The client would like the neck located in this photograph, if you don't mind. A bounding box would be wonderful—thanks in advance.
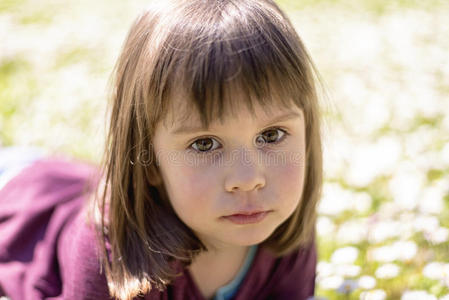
[187,245,252,299]
[196,244,250,263]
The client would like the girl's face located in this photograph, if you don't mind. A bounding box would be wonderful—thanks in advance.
[152,101,306,252]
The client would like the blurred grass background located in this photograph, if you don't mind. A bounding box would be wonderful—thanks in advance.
[1,0,449,299]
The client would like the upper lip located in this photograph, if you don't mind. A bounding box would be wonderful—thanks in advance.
[225,210,270,216]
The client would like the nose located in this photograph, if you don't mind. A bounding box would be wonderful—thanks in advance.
[224,147,266,193]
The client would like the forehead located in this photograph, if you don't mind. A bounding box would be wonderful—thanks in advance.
[160,79,302,127]
[162,96,301,131]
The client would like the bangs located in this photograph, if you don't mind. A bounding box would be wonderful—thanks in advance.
[150,0,313,128]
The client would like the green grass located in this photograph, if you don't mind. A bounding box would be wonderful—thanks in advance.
[19,9,54,25]
[1,1,449,299]
[277,0,449,14]
[0,58,36,145]
[0,0,26,13]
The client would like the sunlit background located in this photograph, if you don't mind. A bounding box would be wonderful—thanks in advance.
[1,0,449,299]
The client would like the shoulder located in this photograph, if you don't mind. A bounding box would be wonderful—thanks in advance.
[280,238,317,275]
[58,205,113,300]
[237,238,317,300]
[266,239,318,299]
[0,156,99,204]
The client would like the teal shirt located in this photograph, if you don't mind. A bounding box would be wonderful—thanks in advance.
[213,245,258,300]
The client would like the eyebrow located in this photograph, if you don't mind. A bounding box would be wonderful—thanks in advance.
[170,111,302,135]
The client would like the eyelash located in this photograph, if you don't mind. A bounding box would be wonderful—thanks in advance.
[188,127,290,154]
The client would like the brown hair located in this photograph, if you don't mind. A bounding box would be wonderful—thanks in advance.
[89,0,324,299]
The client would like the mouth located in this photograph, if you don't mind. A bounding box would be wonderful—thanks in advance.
[222,210,272,225]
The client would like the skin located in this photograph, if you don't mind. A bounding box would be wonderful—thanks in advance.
[152,100,306,294]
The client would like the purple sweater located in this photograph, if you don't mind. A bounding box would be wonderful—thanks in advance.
[0,158,317,300]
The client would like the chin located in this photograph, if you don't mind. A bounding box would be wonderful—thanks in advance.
[229,228,275,246]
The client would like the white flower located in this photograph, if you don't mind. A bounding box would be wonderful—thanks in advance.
[394,241,418,261]
[377,202,402,219]
[370,241,417,262]
[317,262,334,278]
[444,269,449,287]
[318,183,352,215]
[368,220,401,244]
[424,227,449,244]
[370,245,397,263]
[414,215,440,232]
[331,246,359,265]
[360,289,387,300]
[418,186,445,214]
[337,219,368,244]
[337,279,358,294]
[396,217,415,240]
[423,262,449,287]
[334,264,361,277]
[422,262,447,280]
[439,294,449,300]
[317,216,336,237]
[375,263,400,279]
[403,125,432,157]
[322,126,349,178]
[318,185,374,216]
[344,137,400,187]
[318,275,344,290]
[401,290,437,300]
[358,275,377,289]
[353,192,373,213]
[441,142,449,167]
[399,212,416,222]
[389,162,425,210]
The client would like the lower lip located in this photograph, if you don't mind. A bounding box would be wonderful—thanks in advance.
[223,211,270,225]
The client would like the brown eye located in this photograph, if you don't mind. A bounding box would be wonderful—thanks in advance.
[256,128,286,146]
[191,138,219,152]
[264,129,280,142]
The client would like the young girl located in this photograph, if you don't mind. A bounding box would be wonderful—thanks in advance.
[0,0,323,299]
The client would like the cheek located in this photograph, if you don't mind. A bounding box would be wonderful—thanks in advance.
[282,163,305,192]
[273,154,306,210]
[162,163,218,215]
[177,169,212,200]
